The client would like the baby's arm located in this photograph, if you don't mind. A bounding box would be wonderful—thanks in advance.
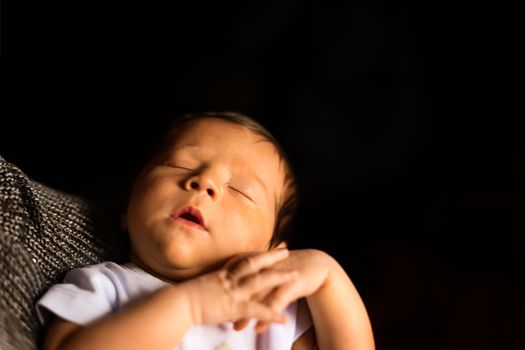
[43,249,296,350]
[43,284,195,350]
[263,249,375,350]
[305,251,375,349]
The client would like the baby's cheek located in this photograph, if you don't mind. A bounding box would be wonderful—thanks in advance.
[136,178,174,210]
[245,211,274,248]
[128,180,175,231]
[258,204,277,238]
[222,214,253,247]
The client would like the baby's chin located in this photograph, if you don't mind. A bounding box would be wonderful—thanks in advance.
[134,253,230,282]
[162,261,229,282]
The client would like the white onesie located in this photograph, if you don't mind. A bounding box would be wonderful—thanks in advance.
[36,262,312,350]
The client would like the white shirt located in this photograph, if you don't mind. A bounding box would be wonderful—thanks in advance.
[36,262,312,350]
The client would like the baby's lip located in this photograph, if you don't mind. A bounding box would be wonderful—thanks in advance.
[170,206,207,231]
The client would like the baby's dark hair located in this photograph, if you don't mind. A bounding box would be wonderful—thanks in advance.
[160,111,299,247]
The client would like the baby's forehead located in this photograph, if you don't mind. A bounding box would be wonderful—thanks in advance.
[163,119,273,154]
[160,119,287,192]
[165,118,250,138]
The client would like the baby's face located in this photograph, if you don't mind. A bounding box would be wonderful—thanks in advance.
[125,118,286,281]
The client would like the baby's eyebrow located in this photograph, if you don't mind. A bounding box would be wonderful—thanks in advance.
[171,144,200,150]
[249,139,269,145]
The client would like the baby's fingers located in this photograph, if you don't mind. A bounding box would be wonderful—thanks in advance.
[255,321,270,334]
[238,269,297,295]
[242,302,288,325]
[233,318,250,331]
[228,249,289,281]
[266,282,300,313]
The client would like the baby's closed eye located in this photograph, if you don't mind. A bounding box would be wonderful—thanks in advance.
[162,162,195,171]
[228,185,254,202]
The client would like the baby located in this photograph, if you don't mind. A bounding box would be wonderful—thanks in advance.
[36,112,375,350]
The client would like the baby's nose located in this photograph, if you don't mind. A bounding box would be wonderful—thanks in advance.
[189,180,215,197]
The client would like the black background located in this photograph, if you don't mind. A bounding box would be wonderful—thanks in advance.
[1,1,522,349]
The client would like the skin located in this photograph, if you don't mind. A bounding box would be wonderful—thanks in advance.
[126,118,286,281]
[42,118,375,350]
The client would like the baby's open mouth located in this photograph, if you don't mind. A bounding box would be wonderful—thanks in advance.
[170,206,207,231]
[179,212,201,225]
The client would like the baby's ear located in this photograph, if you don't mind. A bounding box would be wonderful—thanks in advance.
[275,241,288,249]
[120,213,128,231]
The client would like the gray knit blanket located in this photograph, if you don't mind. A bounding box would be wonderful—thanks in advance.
[0,155,129,349]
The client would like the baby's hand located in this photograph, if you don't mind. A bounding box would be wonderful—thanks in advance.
[180,249,297,327]
[234,249,334,332]
[267,249,333,308]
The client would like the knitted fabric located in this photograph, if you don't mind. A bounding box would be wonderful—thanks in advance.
[0,155,129,349]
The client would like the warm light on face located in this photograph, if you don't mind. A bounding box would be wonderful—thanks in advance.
[124,118,286,281]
